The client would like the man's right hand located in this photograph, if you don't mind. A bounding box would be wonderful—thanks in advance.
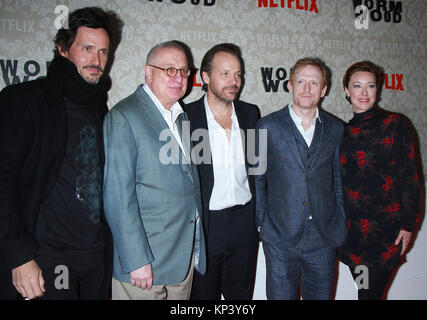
[130,264,153,290]
[12,260,45,299]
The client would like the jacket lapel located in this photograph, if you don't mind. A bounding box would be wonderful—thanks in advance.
[308,117,324,174]
[176,112,193,171]
[308,111,333,174]
[135,86,190,170]
[280,105,305,170]
[190,96,214,193]
[135,86,169,134]
[234,101,250,172]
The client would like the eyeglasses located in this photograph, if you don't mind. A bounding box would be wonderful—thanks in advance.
[148,64,191,78]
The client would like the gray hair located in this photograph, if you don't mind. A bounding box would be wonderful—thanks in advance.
[145,40,187,65]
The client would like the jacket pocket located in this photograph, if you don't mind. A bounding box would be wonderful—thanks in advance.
[142,216,165,236]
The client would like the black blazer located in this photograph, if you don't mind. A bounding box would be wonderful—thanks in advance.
[0,70,112,297]
[184,95,261,236]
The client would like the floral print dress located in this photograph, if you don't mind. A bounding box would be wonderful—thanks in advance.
[338,106,421,271]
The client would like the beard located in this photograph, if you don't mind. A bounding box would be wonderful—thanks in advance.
[209,84,240,104]
[82,65,104,85]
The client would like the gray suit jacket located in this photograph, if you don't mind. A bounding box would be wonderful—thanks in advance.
[255,105,347,247]
[103,85,206,285]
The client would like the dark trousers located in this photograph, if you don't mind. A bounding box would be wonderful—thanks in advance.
[34,250,107,300]
[0,264,18,300]
[263,219,337,300]
[349,265,395,300]
[37,262,106,300]
[0,256,106,300]
[190,201,257,300]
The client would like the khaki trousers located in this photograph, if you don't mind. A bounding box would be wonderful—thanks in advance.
[112,258,194,300]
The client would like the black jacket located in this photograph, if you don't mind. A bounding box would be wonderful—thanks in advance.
[184,96,261,236]
[0,57,113,297]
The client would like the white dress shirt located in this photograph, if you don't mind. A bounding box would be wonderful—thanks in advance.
[289,104,321,147]
[204,96,252,211]
[143,84,188,160]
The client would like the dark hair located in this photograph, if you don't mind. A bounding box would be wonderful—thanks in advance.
[342,61,383,103]
[343,60,383,90]
[289,57,329,89]
[53,7,123,57]
[200,43,244,92]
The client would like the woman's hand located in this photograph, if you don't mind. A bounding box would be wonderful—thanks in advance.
[394,229,412,256]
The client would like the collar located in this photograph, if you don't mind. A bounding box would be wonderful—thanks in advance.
[350,106,381,123]
[47,55,106,106]
[289,104,321,125]
[204,94,237,125]
[143,84,184,124]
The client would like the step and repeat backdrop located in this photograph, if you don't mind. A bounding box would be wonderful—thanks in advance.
[1,0,426,174]
[1,0,426,300]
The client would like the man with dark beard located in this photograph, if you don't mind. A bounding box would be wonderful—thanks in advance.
[0,7,122,300]
[185,43,260,300]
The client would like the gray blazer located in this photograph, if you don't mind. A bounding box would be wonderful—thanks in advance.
[255,105,347,247]
[103,85,206,285]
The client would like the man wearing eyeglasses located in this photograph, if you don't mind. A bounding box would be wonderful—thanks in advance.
[103,41,206,299]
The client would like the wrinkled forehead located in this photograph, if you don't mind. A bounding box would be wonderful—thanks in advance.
[151,46,188,67]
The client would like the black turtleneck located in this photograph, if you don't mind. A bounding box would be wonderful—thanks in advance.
[47,55,107,106]
[35,56,107,265]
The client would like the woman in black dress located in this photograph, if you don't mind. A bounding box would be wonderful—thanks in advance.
[339,61,421,300]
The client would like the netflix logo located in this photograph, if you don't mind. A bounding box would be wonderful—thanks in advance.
[258,0,319,13]
[383,73,403,91]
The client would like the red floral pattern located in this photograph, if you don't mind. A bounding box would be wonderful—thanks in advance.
[381,175,394,191]
[338,107,420,271]
[381,136,394,146]
[350,127,361,136]
[356,150,367,168]
[382,244,398,261]
[347,189,360,201]
[350,254,362,265]
[383,114,400,125]
[360,219,371,234]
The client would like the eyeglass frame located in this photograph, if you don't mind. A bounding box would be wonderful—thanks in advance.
[148,64,191,78]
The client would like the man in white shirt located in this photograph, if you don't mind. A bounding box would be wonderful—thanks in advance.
[185,43,260,300]
[103,41,206,300]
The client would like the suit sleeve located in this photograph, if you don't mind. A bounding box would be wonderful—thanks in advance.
[254,119,268,230]
[253,104,261,121]
[333,125,346,223]
[0,86,37,269]
[394,118,420,232]
[103,109,154,274]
